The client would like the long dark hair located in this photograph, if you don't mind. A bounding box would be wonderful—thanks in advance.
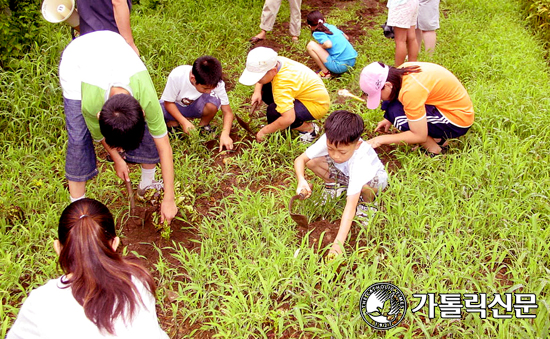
[381,62,422,101]
[58,198,156,335]
[307,10,333,35]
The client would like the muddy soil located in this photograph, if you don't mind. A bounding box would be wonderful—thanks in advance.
[118,0,389,336]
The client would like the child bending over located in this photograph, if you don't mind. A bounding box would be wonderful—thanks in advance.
[294,110,388,256]
[306,10,358,79]
[160,56,235,151]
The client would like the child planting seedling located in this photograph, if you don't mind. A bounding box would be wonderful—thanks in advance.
[58,30,177,225]
[306,10,358,79]
[360,61,474,155]
[160,56,235,152]
[239,47,330,143]
[294,110,388,257]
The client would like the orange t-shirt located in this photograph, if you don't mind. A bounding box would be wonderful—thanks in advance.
[399,62,474,127]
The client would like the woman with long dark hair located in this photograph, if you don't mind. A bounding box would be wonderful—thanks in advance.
[360,61,474,155]
[7,198,168,338]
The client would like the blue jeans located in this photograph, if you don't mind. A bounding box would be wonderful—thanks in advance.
[64,98,160,182]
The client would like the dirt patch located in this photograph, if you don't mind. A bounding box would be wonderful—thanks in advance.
[119,205,201,272]
[295,217,365,255]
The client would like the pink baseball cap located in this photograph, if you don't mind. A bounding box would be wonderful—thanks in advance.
[359,62,389,109]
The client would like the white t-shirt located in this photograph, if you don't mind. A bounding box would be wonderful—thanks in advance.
[7,277,169,339]
[305,134,387,196]
[160,65,229,107]
[58,30,167,141]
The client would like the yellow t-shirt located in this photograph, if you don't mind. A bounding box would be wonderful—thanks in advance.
[399,62,474,127]
[271,57,330,120]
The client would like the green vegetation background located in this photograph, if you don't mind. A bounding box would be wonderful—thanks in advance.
[1,0,549,337]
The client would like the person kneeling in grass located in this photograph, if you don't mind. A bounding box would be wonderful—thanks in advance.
[59,30,176,224]
[294,110,388,257]
[7,198,168,339]
[160,56,235,151]
[306,10,358,79]
[239,47,330,143]
[360,61,474,155]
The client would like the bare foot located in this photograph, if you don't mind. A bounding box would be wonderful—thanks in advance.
[292,36,299,42]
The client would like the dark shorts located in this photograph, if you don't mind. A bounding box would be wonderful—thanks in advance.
[262,82,315,129]
[161,93,221,122]
[381,100,470,141]
[64,98,160,182]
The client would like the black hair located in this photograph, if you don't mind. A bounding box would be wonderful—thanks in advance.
[381,61,422,102]
[324,110,364,147]
[306,10,333,35]
[99,93,145,152]
[192,55,223,87]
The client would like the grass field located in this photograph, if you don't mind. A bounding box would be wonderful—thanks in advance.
[1,0,549,337]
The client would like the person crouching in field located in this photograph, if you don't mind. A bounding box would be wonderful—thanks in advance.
[294,111,388,257]
[7,199,168,339]
[58,30,177,224]
[306,10,358,79]
[360,61,474,155]
[239,47,330,143]
[160,56,235,152]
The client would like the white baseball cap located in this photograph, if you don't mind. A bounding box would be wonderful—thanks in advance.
[239,47,278,86]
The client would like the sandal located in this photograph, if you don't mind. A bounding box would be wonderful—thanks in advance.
[316,70,332,79]
[249,36,264,44]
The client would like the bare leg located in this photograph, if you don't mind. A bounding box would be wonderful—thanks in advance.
[142,163,156,170]
[415,28,423,51]
[422,30,436,54]
[406,26,419,61]
[393,27,409,66]
[305,156,331,182]
[199,103,218,127]
[306,41,330,73]
[294,121,314,133]
[68,180,86,200]
[360,185,379,203]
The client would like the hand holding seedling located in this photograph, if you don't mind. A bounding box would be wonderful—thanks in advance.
[160,197,177,225]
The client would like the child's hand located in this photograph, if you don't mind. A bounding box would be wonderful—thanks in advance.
[367,136,383,149]
[256,129,267,142]
[296,179,311,198]
[374,118,392,133]
[251,92,262,107]
[219,134,234,151]
[114,158,130,182]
